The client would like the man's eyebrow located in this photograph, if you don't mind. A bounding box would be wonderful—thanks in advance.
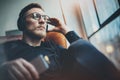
[27,12,46,16]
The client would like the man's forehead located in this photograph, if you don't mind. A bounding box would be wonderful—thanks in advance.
[26,8,45,15]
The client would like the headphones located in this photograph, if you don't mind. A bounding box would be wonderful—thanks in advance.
[17,16,26,31]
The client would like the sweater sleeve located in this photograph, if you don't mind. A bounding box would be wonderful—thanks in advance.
[65,31,82,43]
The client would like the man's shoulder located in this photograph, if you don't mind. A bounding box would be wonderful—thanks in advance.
[3,40,21,45]
[0,40,22,57]
[0,40,22,48]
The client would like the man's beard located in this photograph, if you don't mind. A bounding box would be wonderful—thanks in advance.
[24,29,47,40]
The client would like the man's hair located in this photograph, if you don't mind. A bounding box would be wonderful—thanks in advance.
[17,3,44,31]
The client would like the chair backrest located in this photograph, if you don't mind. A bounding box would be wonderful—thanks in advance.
[45,32,67,48]
[0,32,67,48]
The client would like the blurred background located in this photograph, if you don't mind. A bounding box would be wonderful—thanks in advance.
[0,0,120,69]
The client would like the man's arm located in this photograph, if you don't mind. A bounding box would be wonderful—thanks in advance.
[65,31,81,43]
[47,18,81,44]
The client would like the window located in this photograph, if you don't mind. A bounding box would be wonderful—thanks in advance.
[79,0,120,69]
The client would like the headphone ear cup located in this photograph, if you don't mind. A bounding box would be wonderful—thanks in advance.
[17,17,26,31]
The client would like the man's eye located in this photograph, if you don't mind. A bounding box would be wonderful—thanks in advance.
[32,14,40,20]
[33,16,39,20]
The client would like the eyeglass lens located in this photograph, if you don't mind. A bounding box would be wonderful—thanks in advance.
[32,13,49,21]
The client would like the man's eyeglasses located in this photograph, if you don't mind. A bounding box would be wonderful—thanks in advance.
[26,12,50,22]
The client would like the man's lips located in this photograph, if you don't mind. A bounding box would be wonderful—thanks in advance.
[36,26,45,30]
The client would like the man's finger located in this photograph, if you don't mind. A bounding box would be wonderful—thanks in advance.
[21,59,40,80]
[14,59,33,80]
[8,65,26,80]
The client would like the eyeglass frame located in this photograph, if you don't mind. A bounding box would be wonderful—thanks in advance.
[24,12,50,22]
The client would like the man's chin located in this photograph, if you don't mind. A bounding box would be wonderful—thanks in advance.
[27,32,46,40]
[34,33,46,39]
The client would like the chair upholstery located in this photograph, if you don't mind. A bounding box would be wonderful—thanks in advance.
[45,32,67,48]
[0,35,22,44]
[0,32,67,48]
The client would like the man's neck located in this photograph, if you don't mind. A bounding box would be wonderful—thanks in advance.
[22,34,43,47]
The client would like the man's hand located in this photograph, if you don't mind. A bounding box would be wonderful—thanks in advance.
[47,18,71,35]
[0,58,40,80]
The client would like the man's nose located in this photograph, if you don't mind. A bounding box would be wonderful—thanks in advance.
[38,17,45,24]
